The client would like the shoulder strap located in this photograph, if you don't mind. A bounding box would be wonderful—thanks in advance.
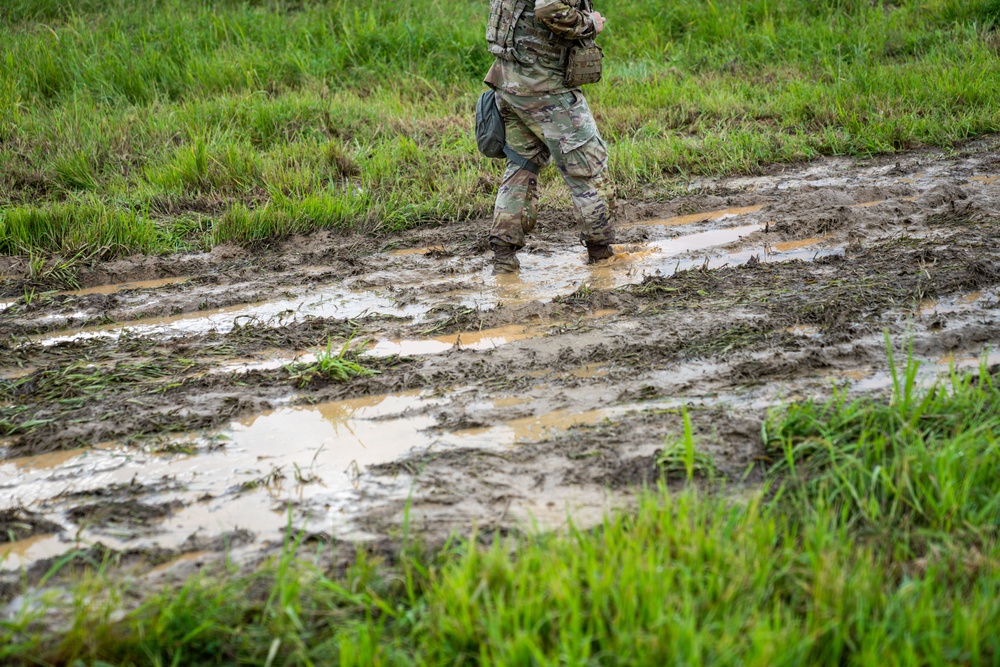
[504,146,541,174]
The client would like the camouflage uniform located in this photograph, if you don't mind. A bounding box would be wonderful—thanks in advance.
[485,0,613,253]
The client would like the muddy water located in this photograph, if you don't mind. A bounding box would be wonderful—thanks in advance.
[3,331,996,573]
[772,236,831,252]
[918,289,998,316]
[211,311,621,374]
[626,205,764,228]
[62,276,192,297]
[369,323,558,357]
[27,218,839,349]
[482,224,840,302]
[388,246,446,256]
[1,392,440,568]
[0,387,650,569]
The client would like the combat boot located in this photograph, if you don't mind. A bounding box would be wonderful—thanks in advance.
[586,242,614,263]
[491,242,520,274]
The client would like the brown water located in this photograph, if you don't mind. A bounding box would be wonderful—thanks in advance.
[62,276,192,297]
[627,206,764,228]
[772,236,830,253]
[0,391,623,569]
[918,289,996,316]
[389,246,446,256]
[26,212,843,350]
[369,323,557,357]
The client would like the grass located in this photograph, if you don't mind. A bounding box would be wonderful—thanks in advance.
[763,336,1000,547]
[2,353,1000,664]
[2,0,1000,257]
[657,406,718,480]
[285,337,378,387]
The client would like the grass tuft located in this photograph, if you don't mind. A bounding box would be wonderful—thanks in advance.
[285,337,378,388]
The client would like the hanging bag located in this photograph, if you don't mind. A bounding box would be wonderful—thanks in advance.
[474,90,540,173]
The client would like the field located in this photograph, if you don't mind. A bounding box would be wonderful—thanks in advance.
[2,0,1000,664]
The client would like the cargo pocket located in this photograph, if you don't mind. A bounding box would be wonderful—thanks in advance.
[559,128,607,179]
[556,93,607,179]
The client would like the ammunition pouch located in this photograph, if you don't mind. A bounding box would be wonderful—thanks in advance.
[564,43,603,88]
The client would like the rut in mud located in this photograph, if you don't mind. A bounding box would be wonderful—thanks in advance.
[2,139,1000,596]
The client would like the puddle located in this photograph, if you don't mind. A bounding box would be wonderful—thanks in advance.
[0,390,617,570]
[0,391,441,569]
[831,368,874,381]
[490,228,839,303]
[918,289,997,316]
[628,205,764,228]
[451,409,608,445]
[214,311,619,374]
[653,224,762,253]
[2,378,710,571]
[567,362,611,379]
[26,212,839,350]
[936,350,1000,368]
[786,325,820,336]
[0,533,64,568]
[145,550,214,577]
[389,246,446,257]
[61,276,192,297]
[0,366,35,381]
[9,449,86,471]
[30,284,486,348]
[969,175,999,186]
[772,236,830,253]
[368,323,553,357]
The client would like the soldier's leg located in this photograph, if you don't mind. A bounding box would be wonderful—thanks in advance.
[502,91,615,258]
[490,163,538,251]
[546,92,615,252]
[489,94,550,253]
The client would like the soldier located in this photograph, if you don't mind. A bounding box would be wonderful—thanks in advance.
[485,0,614,274]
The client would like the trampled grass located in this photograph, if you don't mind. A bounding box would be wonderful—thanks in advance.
[2,0,1000,256]
[3,355,1000,665]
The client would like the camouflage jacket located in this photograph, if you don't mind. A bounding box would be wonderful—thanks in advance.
[485,0,599,96]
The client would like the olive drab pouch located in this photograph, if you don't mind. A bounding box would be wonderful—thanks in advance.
[564,43,603,87]
[564,0,604,87]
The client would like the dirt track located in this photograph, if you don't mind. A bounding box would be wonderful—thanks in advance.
[2,138,999,597]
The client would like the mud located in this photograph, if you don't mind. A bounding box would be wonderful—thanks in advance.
[2,138,1000,600]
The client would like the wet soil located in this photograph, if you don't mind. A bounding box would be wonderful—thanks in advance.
[2,137,1000,599]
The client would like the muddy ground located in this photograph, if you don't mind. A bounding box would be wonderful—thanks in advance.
[1,138,999,603]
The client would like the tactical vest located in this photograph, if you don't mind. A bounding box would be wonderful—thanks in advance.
[486,0,575,67]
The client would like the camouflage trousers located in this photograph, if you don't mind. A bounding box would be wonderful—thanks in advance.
[489,89,614,249]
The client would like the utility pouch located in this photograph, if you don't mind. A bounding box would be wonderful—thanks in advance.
[564,43,603,88]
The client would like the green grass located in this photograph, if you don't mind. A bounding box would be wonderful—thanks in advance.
[285,337,378,387]
[2,0,1000,257]
[3,354,1000,665]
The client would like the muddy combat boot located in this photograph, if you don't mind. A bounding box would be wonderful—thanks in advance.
[586,242,614,263]
[491,243,520,274]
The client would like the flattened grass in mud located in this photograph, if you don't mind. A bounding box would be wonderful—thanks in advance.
[627,222,1000,339]
[5,358,1000,665]
[3,0,1000,264]
[0,345,399,456]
